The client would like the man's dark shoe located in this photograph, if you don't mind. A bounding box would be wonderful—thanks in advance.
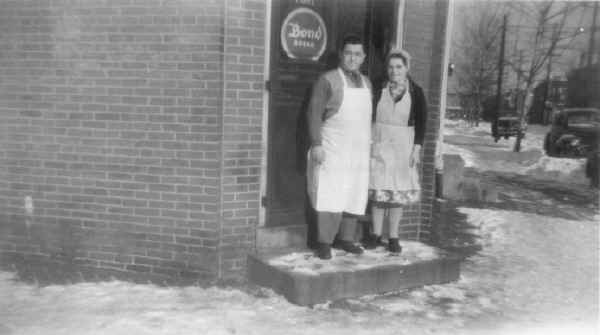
[337,240,364,255]
[388,238,402,254]
[362,234,384,250]
[317,243,332,260]
[331,238,343,250]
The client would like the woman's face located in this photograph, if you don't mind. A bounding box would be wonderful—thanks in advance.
[387,57,408,83]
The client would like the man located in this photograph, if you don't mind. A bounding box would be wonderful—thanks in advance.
[306,35,372,260]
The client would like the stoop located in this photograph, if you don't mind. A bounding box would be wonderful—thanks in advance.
[247,241,461,306]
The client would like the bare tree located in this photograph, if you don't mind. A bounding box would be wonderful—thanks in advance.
[505,1,584,152]
[454,1,504,126]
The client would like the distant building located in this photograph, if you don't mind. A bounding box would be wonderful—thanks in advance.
[566,63,600,109]
[529,79,568,125]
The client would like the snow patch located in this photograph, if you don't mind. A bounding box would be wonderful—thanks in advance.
[443,121,588,184]
[425,285,467,302]
[267,241,439,275]
[443,142,478,167]
[524,156,588,185]
[365,207,597,333]
[0,206,596,334]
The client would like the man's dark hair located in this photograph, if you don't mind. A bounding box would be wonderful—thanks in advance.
[340,34,364,50]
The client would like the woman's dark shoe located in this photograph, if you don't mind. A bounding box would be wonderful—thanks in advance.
[362,234,384,250]
[336,240,364,255]
[317,243,332,260]
[388,238,402,254]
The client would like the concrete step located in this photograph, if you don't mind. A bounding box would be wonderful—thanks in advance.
[247,241,461,306]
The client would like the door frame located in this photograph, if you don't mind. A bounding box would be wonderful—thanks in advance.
[395,0,406,48]
[258,0,272,228]
[258,0,407,228]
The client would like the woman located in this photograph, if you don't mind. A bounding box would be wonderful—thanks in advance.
[363,49,428,253]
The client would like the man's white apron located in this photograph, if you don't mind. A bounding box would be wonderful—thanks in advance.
[307,68,372,215]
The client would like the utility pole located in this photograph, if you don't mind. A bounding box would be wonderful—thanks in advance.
[544,52,553,125]
[515,49,524,108]
[588,1,598,67]
[515,50,524,121]
[515,50,523,91]
[494,13,508,139]
[543,23,559,125]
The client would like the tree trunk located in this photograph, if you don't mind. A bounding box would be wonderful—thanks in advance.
[475,96,482,126]
[513,87,533,152]
[513,128,523,152]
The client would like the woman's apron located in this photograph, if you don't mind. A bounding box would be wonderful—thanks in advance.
[307,68,372,215]
[369,85,420,202]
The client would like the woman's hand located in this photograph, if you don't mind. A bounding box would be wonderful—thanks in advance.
[311,145,325,164]
[409,144,422,168]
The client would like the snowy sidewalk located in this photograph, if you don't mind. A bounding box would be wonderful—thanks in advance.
[443,120,588,185]
[1,208,597,335]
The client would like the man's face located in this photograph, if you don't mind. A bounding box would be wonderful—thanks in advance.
[340,43,365,73]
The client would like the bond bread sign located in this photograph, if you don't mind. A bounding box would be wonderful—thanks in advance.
[281,7,327,61]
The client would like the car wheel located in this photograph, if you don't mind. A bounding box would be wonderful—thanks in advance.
[586,152,600,188]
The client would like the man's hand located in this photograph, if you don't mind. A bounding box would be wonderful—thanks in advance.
[409,144,421,168]
[311,145,326,164]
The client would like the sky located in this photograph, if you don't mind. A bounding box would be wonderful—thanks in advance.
[449,0,599,96]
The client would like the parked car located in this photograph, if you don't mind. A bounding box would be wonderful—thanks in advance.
[544,108,600,157]
[492,115,527,142]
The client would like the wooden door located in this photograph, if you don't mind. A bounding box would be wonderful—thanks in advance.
[265,0,336,227]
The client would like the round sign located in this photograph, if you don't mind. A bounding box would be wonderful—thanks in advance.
[280,7,327,61]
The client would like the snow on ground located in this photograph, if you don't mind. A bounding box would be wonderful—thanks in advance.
[0,119,596,334]
[1,208,597,335]
[443,120,588,185]
[361,208,598,335]
[268,241,438,275]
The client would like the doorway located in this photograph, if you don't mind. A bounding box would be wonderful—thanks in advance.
[263,0,400,240]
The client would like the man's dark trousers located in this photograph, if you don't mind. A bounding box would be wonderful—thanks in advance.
[317,211,357,244]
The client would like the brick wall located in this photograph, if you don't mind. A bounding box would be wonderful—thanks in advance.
[219,0,265,280]
[0,0,228,282]
[401,0,448,241]
[0,0,447,281]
